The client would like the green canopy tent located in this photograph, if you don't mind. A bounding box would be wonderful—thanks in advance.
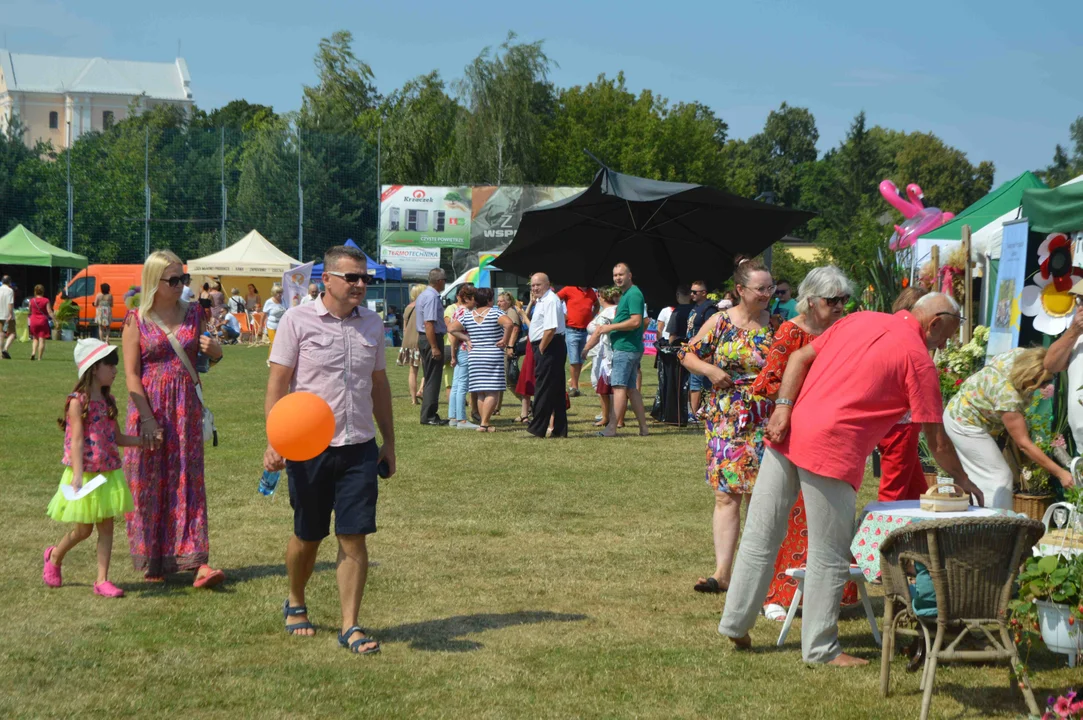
[1021,179,1083,234]
[919,171,1047,260]
[0,224,88,268]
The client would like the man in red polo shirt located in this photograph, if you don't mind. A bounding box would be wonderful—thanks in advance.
[556,285,599,396]
[717,293,983,667]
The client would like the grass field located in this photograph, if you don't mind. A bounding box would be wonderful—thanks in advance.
[1,342,1076,719]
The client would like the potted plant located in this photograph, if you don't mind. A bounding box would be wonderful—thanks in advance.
[1009,489,1083,668]
[54,301,80,342]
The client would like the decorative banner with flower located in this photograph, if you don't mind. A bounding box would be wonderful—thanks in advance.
[1019,233,1083,335]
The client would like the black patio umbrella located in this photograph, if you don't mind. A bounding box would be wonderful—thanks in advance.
[495,167,815,312]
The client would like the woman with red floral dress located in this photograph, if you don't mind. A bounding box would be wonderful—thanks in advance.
[750,265,858,621]
[122,251,225,587]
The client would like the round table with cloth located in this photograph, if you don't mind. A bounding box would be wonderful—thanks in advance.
[851,500,1007,582]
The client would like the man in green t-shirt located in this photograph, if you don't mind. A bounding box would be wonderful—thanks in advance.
[595,262,649,437]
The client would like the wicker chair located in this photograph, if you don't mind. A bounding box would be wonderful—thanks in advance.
[878,515,1044,720]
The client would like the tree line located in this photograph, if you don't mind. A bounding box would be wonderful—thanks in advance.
[1,29,1077,282]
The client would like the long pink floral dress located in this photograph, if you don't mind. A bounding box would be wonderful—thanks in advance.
[123,302,209,576]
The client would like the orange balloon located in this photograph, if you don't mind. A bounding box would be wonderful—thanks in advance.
[267,392,335,461]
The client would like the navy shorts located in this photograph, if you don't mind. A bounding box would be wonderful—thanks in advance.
[287,440,378,541]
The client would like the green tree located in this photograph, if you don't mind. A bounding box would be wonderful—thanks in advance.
[453,32,556,184]
[370,71,461,185]
[300,30,378,133]
[0,117,40,234]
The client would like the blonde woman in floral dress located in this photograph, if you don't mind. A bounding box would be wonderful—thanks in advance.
[944,347,1073,510]
[679,256,777,594]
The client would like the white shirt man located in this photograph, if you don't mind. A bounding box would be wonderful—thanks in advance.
[529,288,565,342]
[0,276,14,359]
[300,284,320,305]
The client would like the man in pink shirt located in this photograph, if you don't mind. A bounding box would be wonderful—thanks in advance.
[717,292,982,667]
[265,245,396,656]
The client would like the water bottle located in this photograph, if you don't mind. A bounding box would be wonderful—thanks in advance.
[196,331,212,373]
[258,469,281,496]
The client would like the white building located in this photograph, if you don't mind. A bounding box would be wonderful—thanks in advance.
[0,50,193,148]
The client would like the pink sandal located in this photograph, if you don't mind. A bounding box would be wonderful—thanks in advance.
[42,546,62,588]
[193,565,225,588]
[93,581,125,598]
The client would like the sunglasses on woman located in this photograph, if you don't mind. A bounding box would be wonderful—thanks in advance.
[823,295,849,307]
[326,271,374,285]
[161,273,191,288]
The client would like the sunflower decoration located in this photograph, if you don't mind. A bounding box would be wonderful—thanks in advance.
[1019,232,1083,335]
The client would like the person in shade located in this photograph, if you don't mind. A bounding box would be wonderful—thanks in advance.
[526,273,567,438]
[416,268,449,425]
[595,263,648,437]
[685,279,719,417]
[556,284,598,397]
[265,245,395,657]
[717,292,982,668]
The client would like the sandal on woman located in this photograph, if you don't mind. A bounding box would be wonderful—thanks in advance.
[284,599,316,636]
[193,565,225,588]
[763,603,788,622]
[693,577,727,594]
[477,425,495,433]
[338,625,380,655]
[516,415,531,423]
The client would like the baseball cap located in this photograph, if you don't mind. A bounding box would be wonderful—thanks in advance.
[74,339,118,379]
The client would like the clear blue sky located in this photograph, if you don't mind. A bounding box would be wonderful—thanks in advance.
[5,0,1082,184]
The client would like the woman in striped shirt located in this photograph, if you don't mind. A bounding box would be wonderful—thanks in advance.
[449,288,515,432]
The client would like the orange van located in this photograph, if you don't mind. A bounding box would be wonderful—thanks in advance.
[58,265,144,331]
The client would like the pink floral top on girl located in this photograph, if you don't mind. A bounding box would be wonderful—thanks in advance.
[62,393,122,473]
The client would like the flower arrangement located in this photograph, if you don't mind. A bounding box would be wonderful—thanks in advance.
[1009,488,1083,672]
[1044,689,1083,719]
[935,325,989,403]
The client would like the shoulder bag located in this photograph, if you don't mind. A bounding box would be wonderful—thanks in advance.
[147,307,218,446]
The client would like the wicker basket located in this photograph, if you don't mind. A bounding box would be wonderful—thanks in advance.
[1012,493,1056,521]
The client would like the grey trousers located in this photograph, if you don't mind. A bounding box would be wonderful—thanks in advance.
[717,447,857,663]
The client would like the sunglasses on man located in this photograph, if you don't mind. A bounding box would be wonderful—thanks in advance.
[326,271,374,285]
[161,273,190,288]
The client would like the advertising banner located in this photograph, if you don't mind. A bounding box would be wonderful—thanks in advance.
[380,185,472,249]
[379,246,441,280]
[452,186,584,276]
[987,219,1028,358]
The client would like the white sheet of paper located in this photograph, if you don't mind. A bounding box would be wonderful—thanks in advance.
[62,474,108,501]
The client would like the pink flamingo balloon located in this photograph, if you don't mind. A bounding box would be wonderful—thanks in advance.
[878,180,955,250]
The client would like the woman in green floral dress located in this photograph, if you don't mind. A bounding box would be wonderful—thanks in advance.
[944,347,1073,510]
[679,257,777,593]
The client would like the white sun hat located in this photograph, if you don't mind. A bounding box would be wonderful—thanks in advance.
[74,338,118,379]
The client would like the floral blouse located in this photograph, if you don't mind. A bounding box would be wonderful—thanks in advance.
[62,393,122,473]
[750,320,813,397]
[945,348,1026,434]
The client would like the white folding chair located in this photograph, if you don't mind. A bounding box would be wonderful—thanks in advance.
[776,565,882,647]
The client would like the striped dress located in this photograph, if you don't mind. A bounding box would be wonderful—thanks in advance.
[462,308,507,392]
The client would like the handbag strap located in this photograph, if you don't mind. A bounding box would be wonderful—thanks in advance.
[146,305,203,396]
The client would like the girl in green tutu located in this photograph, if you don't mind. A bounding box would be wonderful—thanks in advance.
[43,339,146,598]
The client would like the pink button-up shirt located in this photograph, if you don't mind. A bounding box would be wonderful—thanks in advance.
[767,310,942,491]
[269,295,387,447]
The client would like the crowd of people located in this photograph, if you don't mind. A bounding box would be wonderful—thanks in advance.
[32,241,1080,671]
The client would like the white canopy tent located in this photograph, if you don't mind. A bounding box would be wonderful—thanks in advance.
[187,230,298,276]
[187,230,300,302]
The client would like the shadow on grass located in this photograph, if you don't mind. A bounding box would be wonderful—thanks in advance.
[377,610,588,652]
[936,682,1037,718]
[124,562,341,596]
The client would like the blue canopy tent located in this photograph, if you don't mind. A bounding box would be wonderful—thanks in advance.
[311,239,403,281]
